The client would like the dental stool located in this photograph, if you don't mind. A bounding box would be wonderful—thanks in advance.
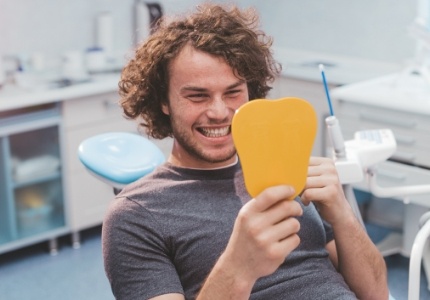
[78,132,165,193]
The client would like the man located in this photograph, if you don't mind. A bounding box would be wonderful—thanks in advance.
[102,3,389,300]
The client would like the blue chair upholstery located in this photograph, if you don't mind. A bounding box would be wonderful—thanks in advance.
[78,132,165,189]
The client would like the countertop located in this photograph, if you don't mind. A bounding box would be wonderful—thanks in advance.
[0,47,404,113]
[330,72,430,115]
[0,73,120,112]
[273,47,402,85]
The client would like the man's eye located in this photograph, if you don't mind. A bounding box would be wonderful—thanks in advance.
[188,94,208,102]
[226,90,241,97]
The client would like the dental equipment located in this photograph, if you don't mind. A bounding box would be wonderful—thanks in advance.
[320,64,430,300]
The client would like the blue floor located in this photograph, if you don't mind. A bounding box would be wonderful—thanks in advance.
[0,227,114,300]
[0,225,429,300]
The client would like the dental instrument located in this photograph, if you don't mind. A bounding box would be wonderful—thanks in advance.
[319,64,346,160]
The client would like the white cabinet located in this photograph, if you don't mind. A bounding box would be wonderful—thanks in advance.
[335,99,430,167]
[269,76,336,157]
[61,92,137,246]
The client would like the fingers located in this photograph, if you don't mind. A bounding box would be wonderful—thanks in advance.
[252,185,296,213]
[262,232,301,266]
[263,199,303,225]
[278,233,301,255]
[266,216,301,243]
[242,186,303,231]
[267,218,301,263]
[248,214,301,268]
[305,173,339,189]
[306,157,340,188]
[302,156,342,206]
[301,184,340,204]
[308,157,337,177]
[309,156,332,165]
[249,215,301,250]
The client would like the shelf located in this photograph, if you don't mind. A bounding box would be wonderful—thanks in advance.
[17,209,66,239]
[13,171,61,189]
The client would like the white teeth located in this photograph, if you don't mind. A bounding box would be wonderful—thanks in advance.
[200,126,230,137]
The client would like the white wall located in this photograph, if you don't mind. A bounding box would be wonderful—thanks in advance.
[242,0,417,64]
[0,0,131,59]
[0,0,419,69]
[0,0,228,69]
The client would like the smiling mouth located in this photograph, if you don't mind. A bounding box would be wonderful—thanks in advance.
[198,126,231,137]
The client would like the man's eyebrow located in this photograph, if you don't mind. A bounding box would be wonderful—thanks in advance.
[180,86,207,93]
[226,80,246,90]
[180,80,246,93]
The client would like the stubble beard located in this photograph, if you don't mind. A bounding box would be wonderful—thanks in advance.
[171,122,237,165]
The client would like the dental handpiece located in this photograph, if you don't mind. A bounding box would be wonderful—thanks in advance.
[319,64,347,160]
[325,115,346,159]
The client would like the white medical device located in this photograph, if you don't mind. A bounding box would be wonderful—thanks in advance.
[333,126,397,185]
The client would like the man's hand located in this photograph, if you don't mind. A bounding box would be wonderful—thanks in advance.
[222,185,303,282]
[300,157,352,226]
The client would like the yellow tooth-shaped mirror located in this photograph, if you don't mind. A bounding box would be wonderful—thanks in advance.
[232,97,317,199]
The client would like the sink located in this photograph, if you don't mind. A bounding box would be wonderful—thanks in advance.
[47,78,92,89]
[300,60,337,69]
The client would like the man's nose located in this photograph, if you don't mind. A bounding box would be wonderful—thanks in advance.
[207,96,229,119]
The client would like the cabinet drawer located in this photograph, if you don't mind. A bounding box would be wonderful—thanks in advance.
[336,99,430,128]
[336,101,430,167]
[336,100,430,133]
[62,92,124,128]
[354,160,430,207]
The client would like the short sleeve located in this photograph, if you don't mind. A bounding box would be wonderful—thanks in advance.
[322,218,334,244]
[102,197,184,300]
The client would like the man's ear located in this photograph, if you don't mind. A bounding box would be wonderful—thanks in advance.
[161,102,170,115]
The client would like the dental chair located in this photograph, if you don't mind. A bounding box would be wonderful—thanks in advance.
[78,132,165,194]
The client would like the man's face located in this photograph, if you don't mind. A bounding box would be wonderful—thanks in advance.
[162,45,249,169]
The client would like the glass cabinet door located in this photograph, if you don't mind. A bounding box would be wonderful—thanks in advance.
[0,104,67,254]
[0,137,13,244]
[9,126,65,239]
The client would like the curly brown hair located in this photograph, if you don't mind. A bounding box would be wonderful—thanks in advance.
[119,3,281,139]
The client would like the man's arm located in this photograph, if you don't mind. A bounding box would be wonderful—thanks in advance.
[303,157,389,300]
[326,217,388,300]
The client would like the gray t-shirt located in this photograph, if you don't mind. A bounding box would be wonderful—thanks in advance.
[102,162,357,300]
